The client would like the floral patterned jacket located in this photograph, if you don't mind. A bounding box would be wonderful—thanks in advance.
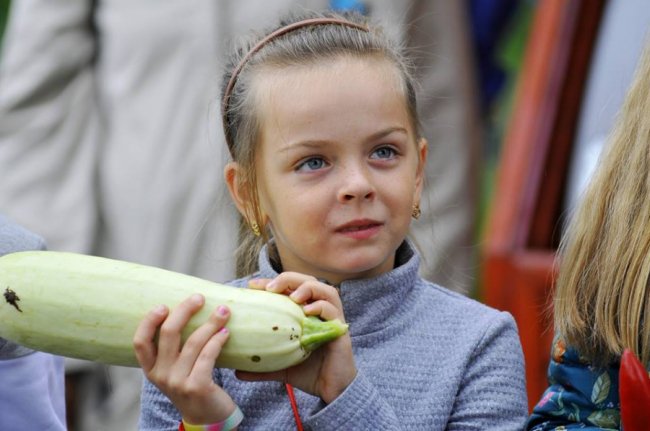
[526,336,621,430]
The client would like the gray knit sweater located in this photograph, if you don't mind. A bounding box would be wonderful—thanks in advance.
[140,242,528,430]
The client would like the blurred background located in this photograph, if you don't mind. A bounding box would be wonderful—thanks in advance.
[1,0,648,428]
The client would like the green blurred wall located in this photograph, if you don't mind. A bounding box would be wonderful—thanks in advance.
[0,0,9,46]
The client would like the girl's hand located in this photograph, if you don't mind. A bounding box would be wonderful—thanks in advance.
[240,273,356,403]
[133,294,237,425]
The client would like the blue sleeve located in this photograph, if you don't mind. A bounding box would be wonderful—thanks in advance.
[304,370,401,430]
[526,336,621,430]
[139,377,181,431]
[0,214,66,429]
[448,311,528,430]
[305,311,529,430]
[0,353,66,430]
[0,213,46,255]
[0,213,46,359]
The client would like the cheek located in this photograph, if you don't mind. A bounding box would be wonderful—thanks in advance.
[288,193,327,225]
[386,177,418,206]
[264,187,325,234]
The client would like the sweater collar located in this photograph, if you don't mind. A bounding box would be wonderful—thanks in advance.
[256,241,420,335]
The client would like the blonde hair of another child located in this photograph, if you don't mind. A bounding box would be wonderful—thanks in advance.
[554,41,650,366]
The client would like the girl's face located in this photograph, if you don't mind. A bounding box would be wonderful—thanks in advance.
[232,57,426,285]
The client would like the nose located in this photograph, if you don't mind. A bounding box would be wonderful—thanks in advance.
[337,163,375,202]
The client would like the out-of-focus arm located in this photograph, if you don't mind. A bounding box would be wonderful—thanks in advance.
[0,0,100,253]
[404,0,483,294]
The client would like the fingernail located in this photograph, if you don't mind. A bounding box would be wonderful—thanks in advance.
[217,305,229,316]
[289,291,300,301]
[191,294,204,304]
[267,279,277,290]
[154,304,167,315]
[220,327,229,334]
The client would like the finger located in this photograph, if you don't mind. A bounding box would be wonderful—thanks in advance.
[289,280,342,309]
[247,278,272,290]
[188,326,231,381]
[177,305,230,370]
[133,305,169,372]
[157,294,205,364]
[303,300,343,321]
[265,272,317,295]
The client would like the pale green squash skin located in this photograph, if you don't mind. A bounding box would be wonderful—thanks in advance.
[0,251,347,372]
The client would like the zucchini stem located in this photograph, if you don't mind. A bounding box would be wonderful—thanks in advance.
[300,316,349,351]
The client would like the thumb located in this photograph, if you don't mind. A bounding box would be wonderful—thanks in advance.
[247,278,273,290]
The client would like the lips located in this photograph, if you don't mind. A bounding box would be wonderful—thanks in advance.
[335,219,383,233]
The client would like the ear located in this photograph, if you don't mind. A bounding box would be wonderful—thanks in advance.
[224,161,252,218]
[413,137,428,202]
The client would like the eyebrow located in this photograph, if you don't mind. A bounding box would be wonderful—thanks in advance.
[278,127,409,153]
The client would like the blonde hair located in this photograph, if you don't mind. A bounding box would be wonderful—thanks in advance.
[554,41,650,366]
[220,10,421,277]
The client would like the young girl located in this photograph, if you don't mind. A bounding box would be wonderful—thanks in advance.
[134,10,528,430]
[526,39,650,430]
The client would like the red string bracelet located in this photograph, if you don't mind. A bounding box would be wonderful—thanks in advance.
[285,383,304,431]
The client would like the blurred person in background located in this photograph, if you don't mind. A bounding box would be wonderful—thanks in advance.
[0,0,481,429]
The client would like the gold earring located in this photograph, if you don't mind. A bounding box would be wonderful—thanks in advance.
[411,203,421,220]
[250,221,261,236]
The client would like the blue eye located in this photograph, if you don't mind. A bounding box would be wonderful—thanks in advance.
[296,157,327,172]
[371,147,396,159]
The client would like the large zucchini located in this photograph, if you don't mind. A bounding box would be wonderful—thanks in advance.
[0,251,347,372]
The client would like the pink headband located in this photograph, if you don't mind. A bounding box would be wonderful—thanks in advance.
[221,17,370,154]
